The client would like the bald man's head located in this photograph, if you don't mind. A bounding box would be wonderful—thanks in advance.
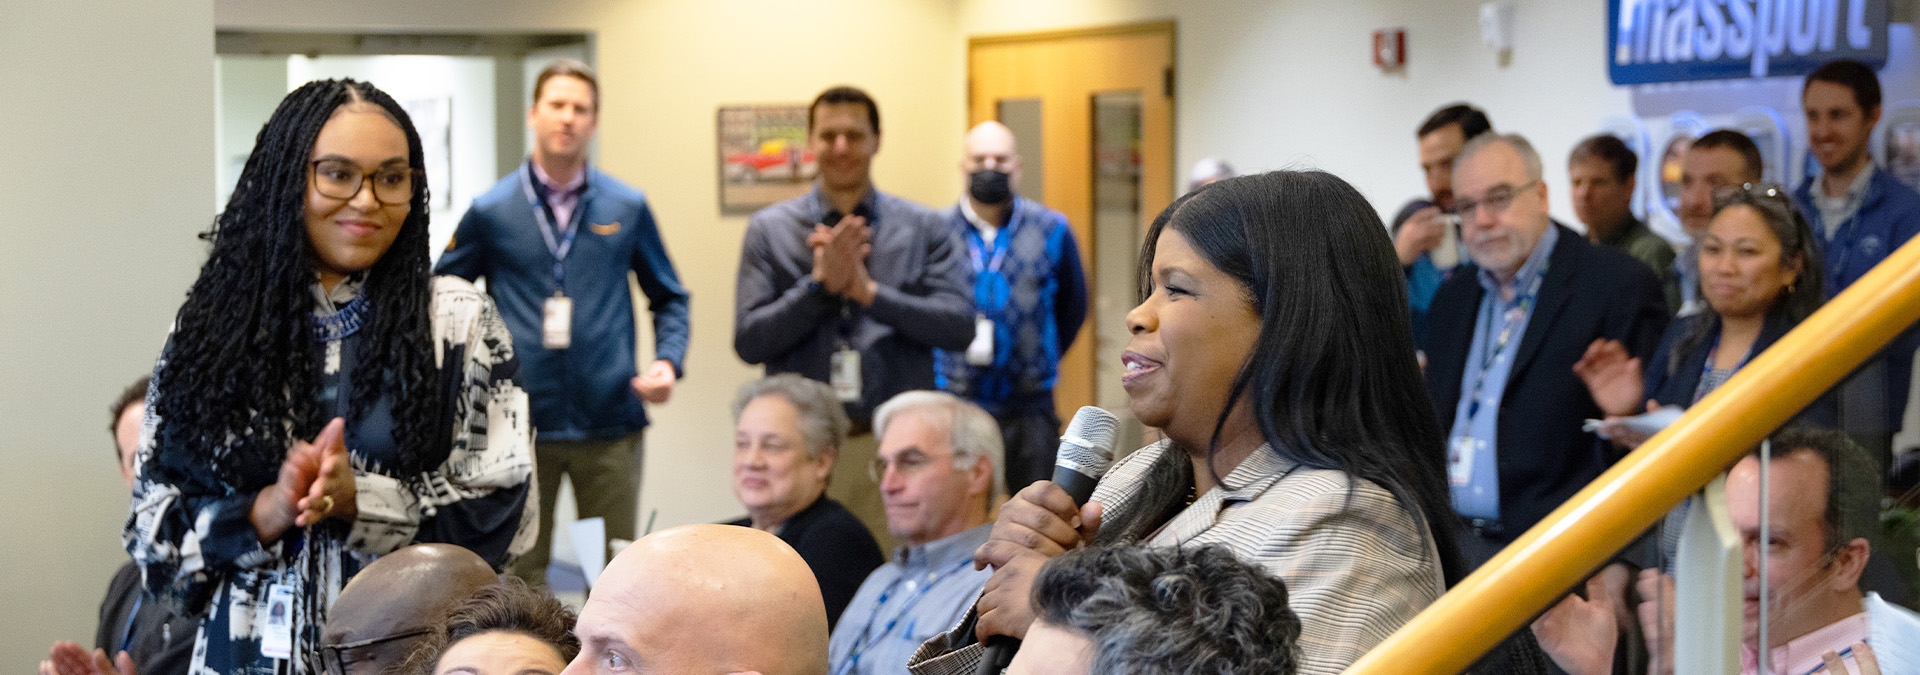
[963,121,1021,206]
[322,543,499,675]
[564,524,829,675]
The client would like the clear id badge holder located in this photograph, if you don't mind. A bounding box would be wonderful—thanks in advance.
[830,348,861,403]
[543,293,572,349]
[965,314,994,366]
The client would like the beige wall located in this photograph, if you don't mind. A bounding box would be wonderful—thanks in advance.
[0,0,215,667]
[2,0,1681,666]
[958,0,1634,226]
[217,0,971,533]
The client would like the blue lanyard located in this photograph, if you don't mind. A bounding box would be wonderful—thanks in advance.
[1465,262,1548,421]
[117,594,142,653]
[834,557,974,674]
[966,210,1014,276]
[520,163,581,293]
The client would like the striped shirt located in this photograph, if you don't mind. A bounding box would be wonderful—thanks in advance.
[907,440,1446,675]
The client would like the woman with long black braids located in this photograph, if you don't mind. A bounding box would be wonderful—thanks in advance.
[126,79,534,674]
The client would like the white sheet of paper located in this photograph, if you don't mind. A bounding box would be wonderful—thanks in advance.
[570,517,608,589]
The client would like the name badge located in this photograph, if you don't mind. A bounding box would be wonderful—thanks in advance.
[543,294,572,350]
[260,583,296,660]
[1447,436,1482,488]
[830,349,862,402]
[965,315,994,366]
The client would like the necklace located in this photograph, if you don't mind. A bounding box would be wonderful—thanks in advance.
[312,293,371,343]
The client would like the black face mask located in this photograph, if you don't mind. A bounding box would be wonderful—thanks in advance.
[969,169,1013,205]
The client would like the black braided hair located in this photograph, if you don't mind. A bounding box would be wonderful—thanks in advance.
[153,78,439,491]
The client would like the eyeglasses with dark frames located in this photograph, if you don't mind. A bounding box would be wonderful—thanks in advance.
[310,159,418,206]
[317,627,432,675]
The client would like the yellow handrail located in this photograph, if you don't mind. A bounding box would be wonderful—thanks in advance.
[1347,234,1920,673]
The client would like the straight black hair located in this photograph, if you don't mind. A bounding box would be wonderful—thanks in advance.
[1418,103,1493,141]
[809,85,880,136]
[1103,171,1467,586]
[1805,59,1883,113]
[1693,129,1766,182]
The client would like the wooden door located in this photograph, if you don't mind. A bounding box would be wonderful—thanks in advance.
[969,22,1174,446]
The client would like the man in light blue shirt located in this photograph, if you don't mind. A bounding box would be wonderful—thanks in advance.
[1422,133,1669,567]
[829,391,1001,675]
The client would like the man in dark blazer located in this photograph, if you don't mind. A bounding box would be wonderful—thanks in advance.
[1421,132,1669,567]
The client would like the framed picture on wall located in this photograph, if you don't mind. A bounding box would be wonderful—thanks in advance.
[717,104,816,213]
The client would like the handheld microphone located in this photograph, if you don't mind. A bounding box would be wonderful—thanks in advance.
[976,406,1119,674]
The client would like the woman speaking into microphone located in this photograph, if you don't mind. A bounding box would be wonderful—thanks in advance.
[909,171,1468,674]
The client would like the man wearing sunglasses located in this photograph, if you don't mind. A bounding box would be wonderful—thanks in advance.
[828,391,999,675]
[1422,132,1669,568]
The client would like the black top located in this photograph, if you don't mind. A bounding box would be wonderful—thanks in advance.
[94,562,197,675]
[730,496,884,628]
[1644,309,1838,426]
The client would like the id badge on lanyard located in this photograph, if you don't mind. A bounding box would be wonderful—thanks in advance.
[965,314,994,366]
[830,348,861,402]
[543,293,572,349]
[260,583,296,660]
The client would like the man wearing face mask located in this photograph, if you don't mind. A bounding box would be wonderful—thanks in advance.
[937,121,1087,493]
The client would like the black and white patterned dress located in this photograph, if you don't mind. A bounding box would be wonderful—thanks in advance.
[126,276,537,675]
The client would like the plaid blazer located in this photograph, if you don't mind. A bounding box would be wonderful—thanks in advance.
[907,440,1445,675]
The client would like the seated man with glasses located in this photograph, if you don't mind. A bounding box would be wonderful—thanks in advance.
[828,391,1002,675]
[318,544,501,675]
[1419,132,1669,569]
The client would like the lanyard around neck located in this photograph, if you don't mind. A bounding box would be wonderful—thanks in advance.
[1465,261,1549,421]
[834,556,974,674]
[521,163,581,291]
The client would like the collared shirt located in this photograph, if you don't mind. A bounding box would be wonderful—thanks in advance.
[1741,611,1868,675]
[1448,225,1560,521]
[734,185,974,422]
[530,161,588,231]
[1814,165,1877,241]
[956,198,1000,246]
[828,524,992,675]
[1676,241,1707,317]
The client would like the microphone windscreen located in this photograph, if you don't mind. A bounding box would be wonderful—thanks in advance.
[1056,406,1118,479]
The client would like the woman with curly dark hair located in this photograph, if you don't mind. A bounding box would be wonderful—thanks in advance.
[126,78,535,674]
[400,577,580,675]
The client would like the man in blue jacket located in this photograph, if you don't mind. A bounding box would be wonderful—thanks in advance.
[437,60,690,585]
[1794,59,1920,464]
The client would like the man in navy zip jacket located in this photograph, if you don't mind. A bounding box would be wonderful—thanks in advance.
[1793,59,1920,465]
[437,60,690,586]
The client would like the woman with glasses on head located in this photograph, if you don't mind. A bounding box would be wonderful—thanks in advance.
[1538,184,1832,675]
[1575,183,1832,447]
[728,374,884,630]
[127,79,534,675]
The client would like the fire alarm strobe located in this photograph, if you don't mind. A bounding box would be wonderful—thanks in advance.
[1374,28,1406,69]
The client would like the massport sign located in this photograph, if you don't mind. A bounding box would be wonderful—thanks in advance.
[1609,0,1889,84]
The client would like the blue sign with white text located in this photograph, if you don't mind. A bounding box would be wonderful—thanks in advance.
[1609,0,1888,84]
